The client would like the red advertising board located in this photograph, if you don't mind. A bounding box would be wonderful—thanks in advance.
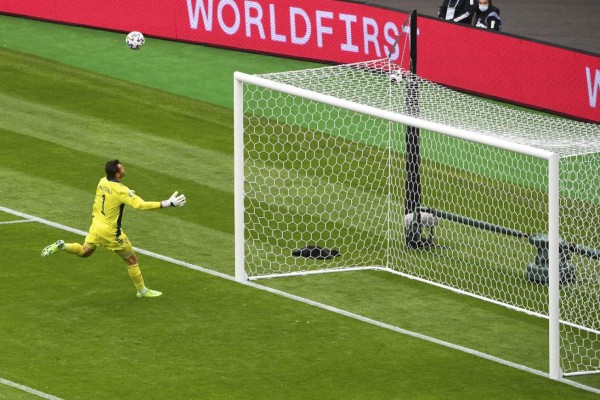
[418,17,600,123]
[1,0,599,122]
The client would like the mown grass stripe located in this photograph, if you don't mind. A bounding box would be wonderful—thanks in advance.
[0,92,233,193]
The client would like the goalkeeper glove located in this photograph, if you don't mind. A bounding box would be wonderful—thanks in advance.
[161,191,186,208]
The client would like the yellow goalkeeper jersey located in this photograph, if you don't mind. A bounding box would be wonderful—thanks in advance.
[91,177,161,236]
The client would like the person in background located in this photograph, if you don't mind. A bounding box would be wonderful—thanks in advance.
[474,0,503,31]
[438,0,478,25]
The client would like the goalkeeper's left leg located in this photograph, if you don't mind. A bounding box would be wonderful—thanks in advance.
[41,240,64,257]
[115,241,162,298]
[62,242,85,256]
[41,240,95,257]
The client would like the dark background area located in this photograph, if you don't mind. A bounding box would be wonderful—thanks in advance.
[366,0,600,55]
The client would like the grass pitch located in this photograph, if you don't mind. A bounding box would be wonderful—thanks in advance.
[0,14,598,398]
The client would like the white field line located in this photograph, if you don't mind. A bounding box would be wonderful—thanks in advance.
[0,219,35,225]
[0,377,63,400]
[1,205,599,397]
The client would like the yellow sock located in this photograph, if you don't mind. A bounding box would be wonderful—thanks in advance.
[126,264,146,292]
[63,242,84,256]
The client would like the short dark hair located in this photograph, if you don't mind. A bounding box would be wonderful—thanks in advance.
[105,159,121,179]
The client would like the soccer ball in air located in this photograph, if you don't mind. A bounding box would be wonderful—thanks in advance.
[126,31,145,50]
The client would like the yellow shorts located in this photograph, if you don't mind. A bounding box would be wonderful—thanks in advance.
[84,225,134,259]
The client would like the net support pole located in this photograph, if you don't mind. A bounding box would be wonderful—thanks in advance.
[234,74,247,282]
[548,153,561,380]
[409,10,418,80]
[405,10,421,247]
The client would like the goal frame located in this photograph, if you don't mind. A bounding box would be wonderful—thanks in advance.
[233,71,561,380]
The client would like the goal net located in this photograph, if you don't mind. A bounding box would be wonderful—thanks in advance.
[233,58,600,378]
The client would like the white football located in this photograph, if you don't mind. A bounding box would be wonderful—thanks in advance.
[126,31,145,50]
[389,72,402,83]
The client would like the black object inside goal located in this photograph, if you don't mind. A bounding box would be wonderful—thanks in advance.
[292,246,340,260]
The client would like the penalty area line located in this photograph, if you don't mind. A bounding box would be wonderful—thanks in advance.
[1,205,599,396]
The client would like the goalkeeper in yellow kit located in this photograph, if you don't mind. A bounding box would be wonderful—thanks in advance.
[41,160,186,298]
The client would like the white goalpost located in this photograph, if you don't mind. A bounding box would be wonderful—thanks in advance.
[233,58,600,380]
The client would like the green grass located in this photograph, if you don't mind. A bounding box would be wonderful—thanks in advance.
[0,14,599,398]
[3,220,596,400]
[0,385,43,400]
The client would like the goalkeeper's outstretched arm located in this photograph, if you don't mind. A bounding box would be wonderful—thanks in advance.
[122,191,187,210]
[161,191,186,208]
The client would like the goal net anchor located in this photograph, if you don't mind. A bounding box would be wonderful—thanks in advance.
[413,206,600,285]
[404,211,438,249]
[526,234,600,284]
